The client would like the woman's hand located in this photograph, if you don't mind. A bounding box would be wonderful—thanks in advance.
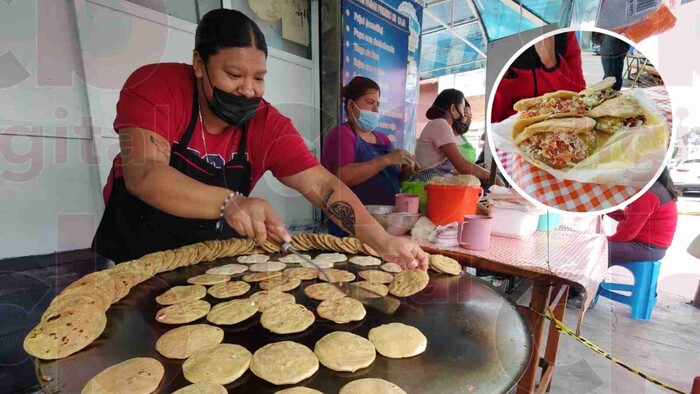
[384,149,417,168]
[375,235,429,271]
[224,196,292,245]
[534,36,557,69]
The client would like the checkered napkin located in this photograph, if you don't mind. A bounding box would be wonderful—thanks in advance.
[496,87,673,212]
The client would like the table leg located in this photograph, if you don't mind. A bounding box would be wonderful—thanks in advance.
[625,56,633,80]
[517,279,552,394]
[541,285,569,393]
[632,59,648,88]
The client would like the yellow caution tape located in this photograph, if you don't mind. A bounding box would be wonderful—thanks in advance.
[530,307,688,394]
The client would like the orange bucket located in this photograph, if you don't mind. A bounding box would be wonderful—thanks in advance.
[425,185,482,226]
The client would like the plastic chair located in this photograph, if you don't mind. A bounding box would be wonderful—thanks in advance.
[594,261,661,320]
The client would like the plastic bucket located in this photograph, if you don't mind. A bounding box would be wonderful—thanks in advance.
[425,184,482,226]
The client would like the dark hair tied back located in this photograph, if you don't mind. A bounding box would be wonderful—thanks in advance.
[195,9,268,62]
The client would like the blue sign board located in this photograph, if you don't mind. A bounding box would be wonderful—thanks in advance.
[341,0,410,148]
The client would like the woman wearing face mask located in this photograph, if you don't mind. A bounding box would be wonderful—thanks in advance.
[410,89,493,183]
[92,10,428,271]
[322,76,418,237]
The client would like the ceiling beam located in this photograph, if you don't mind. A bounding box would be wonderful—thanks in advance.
[420,58,485,75]
[497,0,547,27]
[422,19,480,36]
[464,0,489,45]
[423,7,487,58]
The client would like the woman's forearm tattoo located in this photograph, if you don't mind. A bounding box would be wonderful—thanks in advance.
[150,135,171,160]
[321,187,356,235]
[322,188,335,207]
[328,201,356,235]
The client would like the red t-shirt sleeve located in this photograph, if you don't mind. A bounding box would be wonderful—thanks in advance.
[537,32,586,93]
[321,125,356,175]
[113,63,189,142]
[259,108,319,180]
[608,192,659,243]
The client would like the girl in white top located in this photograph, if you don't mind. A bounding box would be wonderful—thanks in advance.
[410,89,493,183]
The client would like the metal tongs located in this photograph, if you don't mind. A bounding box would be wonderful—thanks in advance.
[280,241,400,314]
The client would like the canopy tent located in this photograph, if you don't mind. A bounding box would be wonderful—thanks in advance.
[419,0,577,79]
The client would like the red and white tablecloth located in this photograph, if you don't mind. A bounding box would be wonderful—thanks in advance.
[418,230,609,334]
[496,86,673,212]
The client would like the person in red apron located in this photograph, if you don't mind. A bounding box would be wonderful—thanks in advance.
[321,77,418,237]
[92,9,428,270]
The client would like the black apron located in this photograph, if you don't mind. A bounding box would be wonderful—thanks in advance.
[92,79,251,263]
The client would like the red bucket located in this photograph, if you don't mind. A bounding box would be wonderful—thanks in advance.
[425,185,482,226]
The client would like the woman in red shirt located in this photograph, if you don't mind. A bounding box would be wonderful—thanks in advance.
[491,32,586,123]
[569,169,678,307]
[607,169,678,263]
[91,9,427,270]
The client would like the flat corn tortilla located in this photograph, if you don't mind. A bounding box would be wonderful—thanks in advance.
[260,303,315,334]
[205,264,248,275]
[260,276,302,292]
[304,283,347,301]
[207,281,251,299]
[388,269,429,297]
[250,341,319,385]
[155,324,224,359]
[187,274,231,286]
[358,269,394,284]
[206,298,258,325]
[172,383,227,394]
[250,290,296,312]
[156,285,206,305]
[318,269,356,283]
[24,308,106,360]
[368,323,427,359]
[275,388,323,394]
[428,255,462,276]
[155,300,211,325]
[317,297,366,324]
[314,332,376,372]
[81,357,164,394]
[339,378,407,394]
[283,267,319,281]
[348,281,389,299]
[182,344,252,385]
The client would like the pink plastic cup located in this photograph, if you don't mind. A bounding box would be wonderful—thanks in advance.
[394,194,420,214]
[458,215,493,251]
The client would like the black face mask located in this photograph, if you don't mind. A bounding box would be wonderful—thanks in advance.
[451,110,470,135]
[204,65,261,127]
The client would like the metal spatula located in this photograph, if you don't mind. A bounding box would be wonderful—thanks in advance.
[280,242,400,314]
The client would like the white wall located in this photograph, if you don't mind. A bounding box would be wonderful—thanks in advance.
[0,0,320,260]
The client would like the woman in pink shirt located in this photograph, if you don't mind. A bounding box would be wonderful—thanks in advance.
[322,76,417,236]
[410,89,493,183]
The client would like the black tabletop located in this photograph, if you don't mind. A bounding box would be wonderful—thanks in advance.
[36,255,532,394]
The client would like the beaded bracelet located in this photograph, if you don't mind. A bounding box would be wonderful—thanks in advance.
[216,191,241,231]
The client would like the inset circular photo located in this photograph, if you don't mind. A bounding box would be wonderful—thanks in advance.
[487,28,673,213]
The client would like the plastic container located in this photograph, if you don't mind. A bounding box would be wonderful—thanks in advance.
[394,194,420,214]
[425,185,482,226]
[400,181,427,212]
[458,215,493,250]
[537,212,562,232]
[489,206,539,239]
